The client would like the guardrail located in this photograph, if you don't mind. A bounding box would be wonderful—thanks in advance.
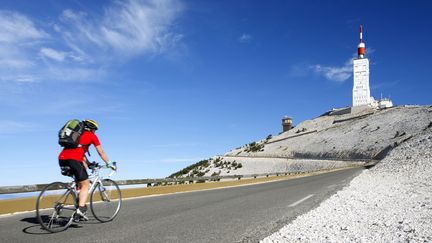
[222,154,380,163]
[265,130,318,144]
[333,112,374,124]
[0,165,367,195]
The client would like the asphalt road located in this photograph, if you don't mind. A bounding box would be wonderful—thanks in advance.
[0,167,363,243]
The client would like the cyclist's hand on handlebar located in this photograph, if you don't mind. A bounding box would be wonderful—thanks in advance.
[107,161,117,171]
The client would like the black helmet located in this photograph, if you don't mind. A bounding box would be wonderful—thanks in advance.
[83,119,99,131]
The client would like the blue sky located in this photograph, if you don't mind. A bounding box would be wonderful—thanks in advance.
[1,0,431,186]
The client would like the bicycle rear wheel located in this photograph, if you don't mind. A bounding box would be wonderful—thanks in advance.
[90,179,122,222]
[36,182,77,232]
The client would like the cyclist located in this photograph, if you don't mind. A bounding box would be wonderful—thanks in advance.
[58,119,115,221]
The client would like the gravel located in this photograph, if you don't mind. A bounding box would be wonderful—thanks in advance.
[261,129,432,242]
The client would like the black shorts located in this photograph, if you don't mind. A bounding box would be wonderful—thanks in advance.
[59,160,88,182]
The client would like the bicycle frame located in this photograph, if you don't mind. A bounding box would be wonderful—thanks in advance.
[36,162,119,232]
[68,163,117,198]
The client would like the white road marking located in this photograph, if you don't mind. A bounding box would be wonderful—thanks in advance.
[289,194,314,207]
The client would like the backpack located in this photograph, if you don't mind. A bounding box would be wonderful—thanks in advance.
[58,119,84,148]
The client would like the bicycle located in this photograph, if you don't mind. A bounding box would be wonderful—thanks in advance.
[36,162,122,233]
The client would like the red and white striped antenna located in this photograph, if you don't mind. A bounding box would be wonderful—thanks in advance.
[358,25,365,58]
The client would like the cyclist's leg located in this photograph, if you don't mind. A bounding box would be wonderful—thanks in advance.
[60,160,90,220]
[63,160,89,206]
[74,179,90,221]
[78,179,90,207]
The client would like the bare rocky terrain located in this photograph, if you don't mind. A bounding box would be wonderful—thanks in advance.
[228,105,431,160]
[170,105,432,178]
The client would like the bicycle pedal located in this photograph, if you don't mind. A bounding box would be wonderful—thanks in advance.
[73,214,89,222]
[74,208,89,222]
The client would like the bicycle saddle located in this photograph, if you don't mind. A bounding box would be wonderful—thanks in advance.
[60,166,73,177]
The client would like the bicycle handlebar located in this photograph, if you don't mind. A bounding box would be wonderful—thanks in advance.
[89,161,118,177]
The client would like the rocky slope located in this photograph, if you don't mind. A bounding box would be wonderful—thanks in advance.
[170,105,432,178]
[227,105,431,160]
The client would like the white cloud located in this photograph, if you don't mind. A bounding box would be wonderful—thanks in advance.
[0,45,35,69]
[310,59,353,82]
[0,10,48,43]
[0,11,47,70]
[0,75,36,83]
[40,47,67,62]
[302,48,376,83]
[61,9,86,22]
[58,0,184,59]
[0,10,48,84]
[311,47,375,83]
[0,56,34,69]
[238,33,252,43]
[103,0,183,55]
[0,0,184,85]
[15,75,37,83]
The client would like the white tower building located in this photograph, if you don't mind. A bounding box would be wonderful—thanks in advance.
[352,25,372,107]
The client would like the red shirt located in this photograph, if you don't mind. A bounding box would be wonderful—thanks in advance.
[59,131,101,162]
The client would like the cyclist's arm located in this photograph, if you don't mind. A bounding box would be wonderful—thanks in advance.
[95,145,110,164]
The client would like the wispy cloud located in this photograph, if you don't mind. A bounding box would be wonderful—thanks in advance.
[0,55,34,69]
[0,10,48,43]
[0,10,47,72]
[0,0,184,85]
[238,33,252,43]
[14,75,37,83]
[58,0,184,61]
[287,62,352,82]
[39,47,67,62]
[291,48,376,83]
[309,59,353,83]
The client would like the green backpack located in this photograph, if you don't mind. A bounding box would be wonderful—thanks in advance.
[58,119,84,148]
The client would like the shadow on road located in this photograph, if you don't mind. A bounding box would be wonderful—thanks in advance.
[22,225,50,235]
[21,216,39,225]
[19,216,103,235]
[20,217,49,235]
[20,217,85,234]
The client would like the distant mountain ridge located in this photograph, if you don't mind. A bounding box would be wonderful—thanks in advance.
[169,105,432,178]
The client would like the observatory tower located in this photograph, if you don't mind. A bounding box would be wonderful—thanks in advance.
[352,25,371,107]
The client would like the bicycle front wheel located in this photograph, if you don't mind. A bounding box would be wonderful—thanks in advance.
[90,179,122,222]
[36,182,77,233]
